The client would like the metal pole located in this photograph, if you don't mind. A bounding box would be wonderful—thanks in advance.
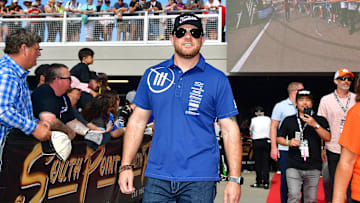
[144,11,149,43]
[62,12,67,43]
[217,7,222,42]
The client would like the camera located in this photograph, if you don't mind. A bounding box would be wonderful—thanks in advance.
[304,108,312,116]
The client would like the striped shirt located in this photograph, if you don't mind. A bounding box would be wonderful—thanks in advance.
[0,54,37,144]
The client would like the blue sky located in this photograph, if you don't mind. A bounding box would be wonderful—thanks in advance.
[8,0,226,9]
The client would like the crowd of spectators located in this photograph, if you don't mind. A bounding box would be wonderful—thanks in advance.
[285,0,360,35]
[31,48,133,144]
[0,0,225,42]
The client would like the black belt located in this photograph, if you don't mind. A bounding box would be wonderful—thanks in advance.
[253,138,270,141]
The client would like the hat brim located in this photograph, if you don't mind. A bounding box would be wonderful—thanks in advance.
[338,72,355,78]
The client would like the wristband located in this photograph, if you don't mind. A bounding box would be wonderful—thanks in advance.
[119,164,134,173]
[287,140,290,146]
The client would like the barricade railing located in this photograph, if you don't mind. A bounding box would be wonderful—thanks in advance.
[0,9,223,44]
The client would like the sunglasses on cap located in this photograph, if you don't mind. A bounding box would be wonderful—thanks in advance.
[337,76,354,82]
[174,28,203,39]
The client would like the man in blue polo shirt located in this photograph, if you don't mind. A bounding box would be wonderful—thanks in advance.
[270,82,304,203]
[118,13,242,203]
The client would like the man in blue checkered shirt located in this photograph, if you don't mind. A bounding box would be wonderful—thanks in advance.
[0,29,52,161]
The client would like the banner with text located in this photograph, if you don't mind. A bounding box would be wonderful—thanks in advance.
[0,136,151,203]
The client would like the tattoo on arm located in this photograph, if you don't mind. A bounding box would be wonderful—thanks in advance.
[49,118,75,135]
[66,119,90,135]
[227,116,237,122]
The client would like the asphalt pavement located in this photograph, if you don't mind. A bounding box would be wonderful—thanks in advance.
[215,171,274,203]
[227,3,360,74]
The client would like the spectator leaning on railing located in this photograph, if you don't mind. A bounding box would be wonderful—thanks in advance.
[204,0,220,40]
[137,0,146,40]
[45,0,57,42]
[100,0,114,41]
[94,0,103,41]
[35,0,46,41]
[164,0,183,40]
[55,0,64,41]
[28,2,41,35]
[65,0,81,41]
[177,0,186,9]
[129,0,142,41]
[186,0,204,11]
[23,0,31,13]
[0,0,8,42]
[80,0,96,42]
[23,0,31,33]
[113,0,129,41]
[6,0,22,34]
[143,0,162,40]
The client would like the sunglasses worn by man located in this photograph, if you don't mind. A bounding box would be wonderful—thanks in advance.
[174,28,203,39]
[337,76,354,82]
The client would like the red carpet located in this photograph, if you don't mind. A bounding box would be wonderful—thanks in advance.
[266,173,327,203]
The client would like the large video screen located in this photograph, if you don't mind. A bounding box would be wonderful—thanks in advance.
[227,0,360,74]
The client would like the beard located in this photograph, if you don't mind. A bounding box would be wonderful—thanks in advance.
[338,83,350,91]
[174,42,202,59]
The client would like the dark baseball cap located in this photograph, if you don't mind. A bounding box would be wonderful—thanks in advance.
[89,72,102,80]
[296,89,313,100]
[172,13,203,34]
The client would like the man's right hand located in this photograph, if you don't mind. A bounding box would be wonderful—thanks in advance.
[118,169,136,194]
[270,147,280,161]
[32,122,52,141]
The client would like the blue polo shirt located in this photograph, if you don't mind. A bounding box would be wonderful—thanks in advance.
[134,54,238,182]
[271,98,297,151]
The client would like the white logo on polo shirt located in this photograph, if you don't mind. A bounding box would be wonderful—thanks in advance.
[185,81,204,116]
[147,67,175,93]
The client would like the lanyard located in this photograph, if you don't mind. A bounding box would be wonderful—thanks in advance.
[296,112,307,142]
[60,96,68,118]
[333,91,351,119]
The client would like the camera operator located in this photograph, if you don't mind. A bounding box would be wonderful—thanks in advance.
[277,89,331,203]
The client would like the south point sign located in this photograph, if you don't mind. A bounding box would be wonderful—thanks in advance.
[1,136,151,203]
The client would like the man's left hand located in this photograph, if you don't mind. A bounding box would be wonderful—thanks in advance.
[223,181,241,203]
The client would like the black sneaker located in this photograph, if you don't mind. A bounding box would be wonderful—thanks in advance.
[250,183,263,188]
[263,184,269,189]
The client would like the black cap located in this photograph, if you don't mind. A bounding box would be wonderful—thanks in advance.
[296,89,313,100]
[172,13,203,34]
[89,72,102,80]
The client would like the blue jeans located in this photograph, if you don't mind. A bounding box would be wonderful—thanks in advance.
[286,168,321,203]
[279,150,288,203]
[143,177,217,203]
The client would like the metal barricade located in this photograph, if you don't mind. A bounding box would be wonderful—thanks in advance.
[0,9,223,44]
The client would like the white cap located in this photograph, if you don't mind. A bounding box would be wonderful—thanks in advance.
[126,90,136,104]
[51,131,72,161]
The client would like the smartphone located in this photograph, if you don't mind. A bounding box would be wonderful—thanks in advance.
[304,108,312,116]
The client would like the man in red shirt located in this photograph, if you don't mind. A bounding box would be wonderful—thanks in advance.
[28,1,41,35]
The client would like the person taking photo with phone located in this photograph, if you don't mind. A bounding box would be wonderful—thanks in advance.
[277,89,331,203]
